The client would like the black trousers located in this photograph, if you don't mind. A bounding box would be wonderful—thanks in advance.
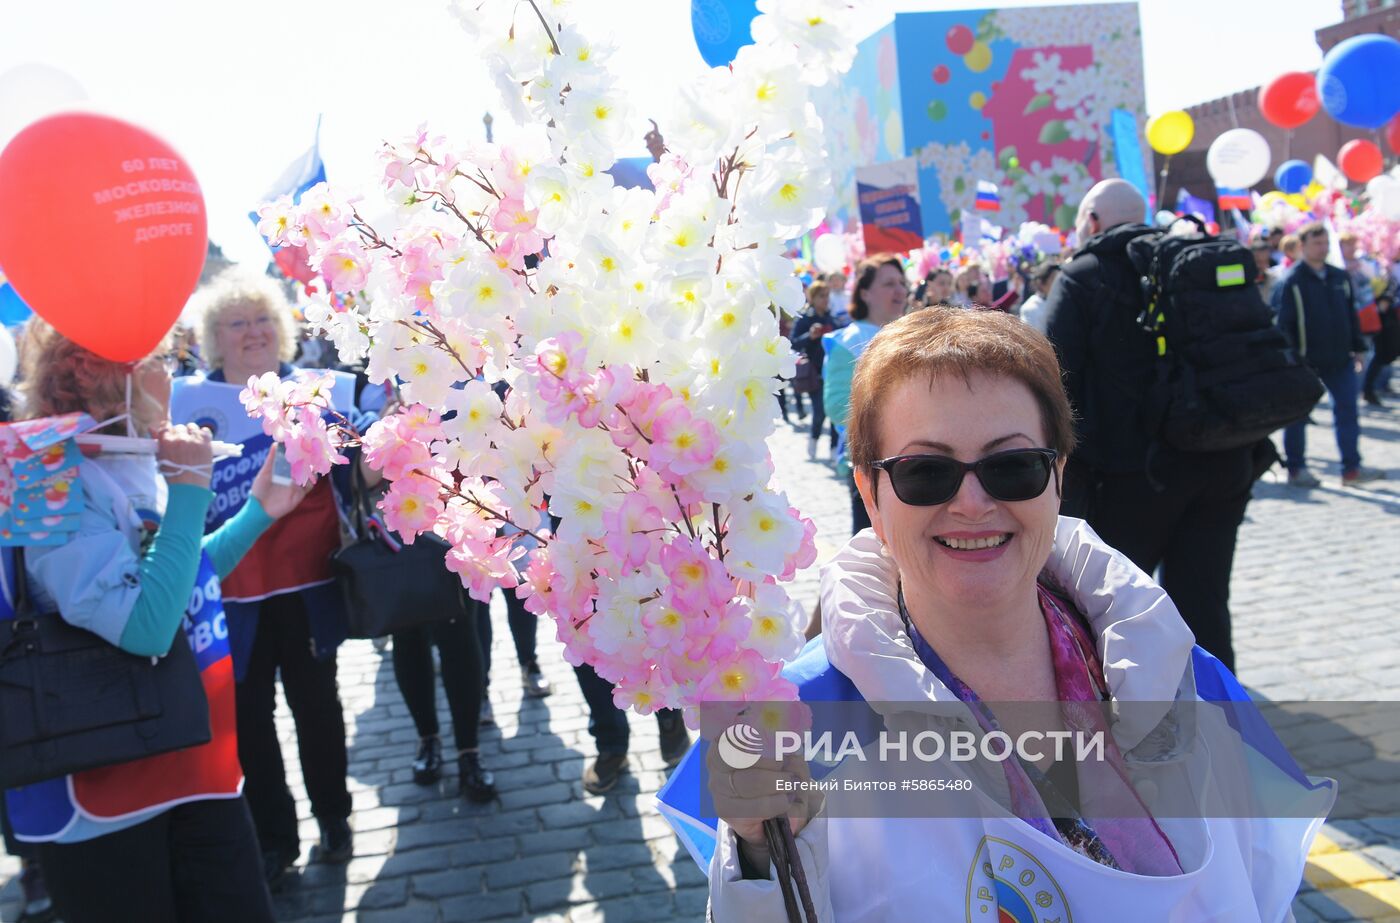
[1060,451,1254,672]
[477,585,540,691]
[235,592,351,859]
[36,797,274,923]
[573,662,680,754]
[776,387,805,419]
[393,604,485,752]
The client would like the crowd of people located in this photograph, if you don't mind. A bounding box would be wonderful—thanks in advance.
[2,175,1389,921]
[778,179,1394,672]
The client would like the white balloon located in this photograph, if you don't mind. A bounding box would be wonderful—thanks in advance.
[0,326,17,388]
[1366,175,1400,221]
[0,63,88,151]
[1206,128,1272,189]
[812,234,845,273]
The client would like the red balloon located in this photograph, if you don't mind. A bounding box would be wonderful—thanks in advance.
[0,113,206,362]
[932,64,951,85]
[1258,72,1320,130]
[1339,139,1384,183]
[1387,113,1400,155]
[946,24,975,56]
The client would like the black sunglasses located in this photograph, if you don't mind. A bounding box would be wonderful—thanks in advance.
[870,448,1059,506]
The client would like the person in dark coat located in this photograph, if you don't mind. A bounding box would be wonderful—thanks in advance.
[1044,179,1256,672]
[790,280,843,460]
[1271,222,1385,487]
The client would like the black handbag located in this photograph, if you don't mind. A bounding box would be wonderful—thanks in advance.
[0,547,212,789]
[330,466,465,639]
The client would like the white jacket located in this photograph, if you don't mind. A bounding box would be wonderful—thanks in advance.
[707,519,1330,923]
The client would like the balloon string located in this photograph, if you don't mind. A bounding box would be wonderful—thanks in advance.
[158,460,212,479]
[124,373,136,438]
[1157,155,1172,215]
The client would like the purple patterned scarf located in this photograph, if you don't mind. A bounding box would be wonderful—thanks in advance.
[901,583,1183,876]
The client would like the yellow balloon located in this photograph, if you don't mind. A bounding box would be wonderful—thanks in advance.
[1259,191,1287,210]
[969,90,987,110]
[1285,193,1309,210]
[964,42,992,74]
[1145,110,1194,156]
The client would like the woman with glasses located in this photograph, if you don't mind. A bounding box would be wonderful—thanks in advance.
[7,319,315,921]
[169,269,376,887]
[707,308,1331,920]
[821,254,908,535]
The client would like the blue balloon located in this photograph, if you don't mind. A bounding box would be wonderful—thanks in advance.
[1318,34,1400,129]
[691,0,758,68]
[939,249,952,260]
[1274,160,1313,195]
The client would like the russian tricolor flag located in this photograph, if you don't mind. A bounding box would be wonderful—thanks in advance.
[975,180,1001,212]
[1217,187,1252,212]
[250,117,326,284]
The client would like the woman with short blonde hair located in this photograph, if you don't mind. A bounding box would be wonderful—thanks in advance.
[194,269,297,375]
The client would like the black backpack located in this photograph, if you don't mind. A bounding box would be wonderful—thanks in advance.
[1125,220,1324,453]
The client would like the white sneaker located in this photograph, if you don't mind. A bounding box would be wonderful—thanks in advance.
[1287,469,1321,488]
[807,438,818,460]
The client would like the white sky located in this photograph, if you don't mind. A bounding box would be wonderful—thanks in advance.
[1,0,1341,267]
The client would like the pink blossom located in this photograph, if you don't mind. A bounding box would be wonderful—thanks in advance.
[240,372,293,437]
[490,196,545,256]
[434,495,498,549]
[608,381,673,456]
[396,404,445,444]
[532,331,589,393]
[647,153,695,213]
[255,195,304,248]
[318,240,370,293]
[553,613,600,668]
[600,491,662,569]
[286,371,338,410]
[698,648,787,702]
[649,399,719,482]
[361,411,435,480]
[445,539,524,603]
[776,508,819,581]
[658,536,733,614]
[519,554,560,616]
[641,596,689,656]
[378,473,444,542]
[697,599,761,663]
[611,669,668,715]
[282,411,348,484]
[378,143,421,190]
[298,183,351,241]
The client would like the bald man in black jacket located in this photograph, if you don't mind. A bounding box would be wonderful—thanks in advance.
[1044,180,1255,672]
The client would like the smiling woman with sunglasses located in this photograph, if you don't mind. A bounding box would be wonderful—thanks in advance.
[707,308,1332,922]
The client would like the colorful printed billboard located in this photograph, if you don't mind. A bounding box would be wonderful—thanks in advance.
[820,3,1149,238]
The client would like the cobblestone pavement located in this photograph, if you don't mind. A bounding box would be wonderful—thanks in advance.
[3,391,1399,922]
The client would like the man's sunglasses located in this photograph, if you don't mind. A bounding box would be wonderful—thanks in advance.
[870,448,1059,506]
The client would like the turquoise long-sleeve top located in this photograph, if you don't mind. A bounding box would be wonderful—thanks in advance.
[26,461,274,657]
